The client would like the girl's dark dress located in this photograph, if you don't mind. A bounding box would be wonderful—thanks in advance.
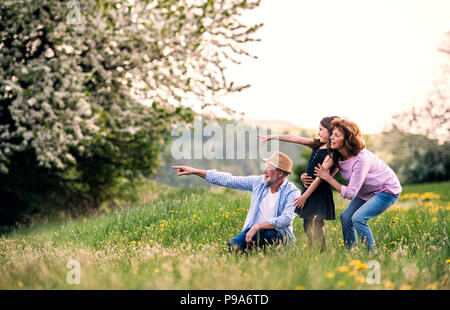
[295,148,335,220]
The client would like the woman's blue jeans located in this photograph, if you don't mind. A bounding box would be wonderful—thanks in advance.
[340,192,400,252]
[228,228,283,252]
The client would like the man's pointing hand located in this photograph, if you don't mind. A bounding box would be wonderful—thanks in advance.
[172,166,207,179]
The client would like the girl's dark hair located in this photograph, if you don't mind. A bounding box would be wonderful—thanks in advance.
[308,116,339,150]
[327,118,366,170]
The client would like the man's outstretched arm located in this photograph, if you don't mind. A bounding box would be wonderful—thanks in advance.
[172,165,206,178]
[172,165,259,191]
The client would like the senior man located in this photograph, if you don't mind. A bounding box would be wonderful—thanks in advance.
[172,151,301,251]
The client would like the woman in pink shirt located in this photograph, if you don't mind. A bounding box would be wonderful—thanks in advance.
[314,118,402,253]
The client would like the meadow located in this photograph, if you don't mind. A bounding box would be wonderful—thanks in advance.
[0,180,449,290]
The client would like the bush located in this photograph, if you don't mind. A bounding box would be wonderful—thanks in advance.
[380,127,450,184]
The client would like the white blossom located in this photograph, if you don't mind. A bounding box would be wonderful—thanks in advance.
[0,0,262,174]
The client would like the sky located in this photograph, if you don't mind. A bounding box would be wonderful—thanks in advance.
[218,0,450,134]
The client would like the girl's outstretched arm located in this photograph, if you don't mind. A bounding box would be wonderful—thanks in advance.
[294,155,334,208]
[257,134,315,146]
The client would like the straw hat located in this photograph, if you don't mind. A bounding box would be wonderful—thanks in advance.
[263,151,293,174]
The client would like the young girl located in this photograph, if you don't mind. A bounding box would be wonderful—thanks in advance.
[258,116,338,250]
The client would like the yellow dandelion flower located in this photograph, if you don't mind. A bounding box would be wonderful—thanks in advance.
[161,219,167,223]
[446,259,450,264]
[337,266,350,273]
[420,192,440,200]
[357,263,367,271]
[326,272,335,279]
[426,283,438,290]
[400,193,420,200]
[432,217,438,223]
[338,281,346,287]
[355,276,366,284]
[349,270,357,277]
[123,230,128,233]
[154,268,160,273]
[349,260,361,267]
[18,281,23,287]
[385,281,394,290]
[400,284,411,290]
[130,240,136,244]
[295,285,305,290]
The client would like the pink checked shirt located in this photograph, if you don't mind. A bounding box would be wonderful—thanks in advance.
[338,148,402,201]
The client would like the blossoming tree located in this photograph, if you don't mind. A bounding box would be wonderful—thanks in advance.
[0,0,262,223]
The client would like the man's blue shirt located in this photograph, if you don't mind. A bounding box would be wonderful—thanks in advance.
[205,170,301,243]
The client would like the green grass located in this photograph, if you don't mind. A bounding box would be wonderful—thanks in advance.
[0,180,449,289]
[400,180,450,201]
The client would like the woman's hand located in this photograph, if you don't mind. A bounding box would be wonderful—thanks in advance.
[294,194,308,209]
[257,134,272,144]
[314,163,330,180]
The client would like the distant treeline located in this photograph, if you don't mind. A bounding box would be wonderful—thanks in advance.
[154,119,450,189]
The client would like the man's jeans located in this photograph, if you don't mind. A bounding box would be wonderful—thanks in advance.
[340,192,400,252]
[228,228,283,252]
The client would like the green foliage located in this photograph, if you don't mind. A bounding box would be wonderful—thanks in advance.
[378,126,450,184]
[292,147,311,189]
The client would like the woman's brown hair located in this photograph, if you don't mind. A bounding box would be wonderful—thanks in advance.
[328,118,366,169]
[309,116,339,150]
